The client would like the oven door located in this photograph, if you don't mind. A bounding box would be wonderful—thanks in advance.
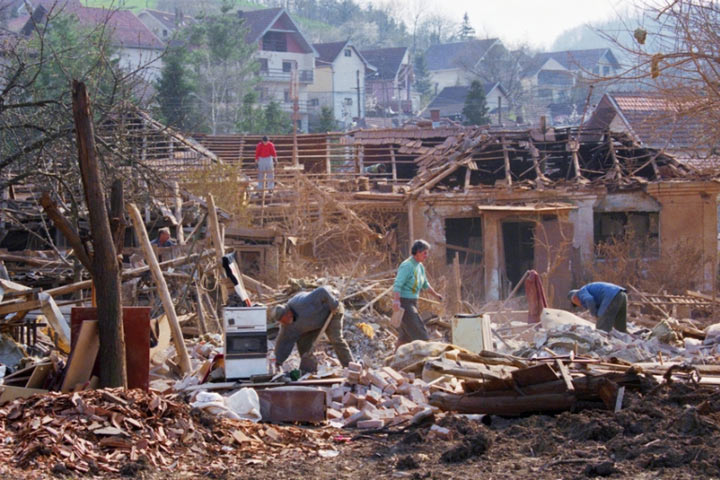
[225,331,268,359]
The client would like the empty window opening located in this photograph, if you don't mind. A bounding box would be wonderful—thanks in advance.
[262,31,287,52]
[594,211,659,258]
[445,217,482,264]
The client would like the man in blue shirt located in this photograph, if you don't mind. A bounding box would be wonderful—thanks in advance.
[568,282,628,333]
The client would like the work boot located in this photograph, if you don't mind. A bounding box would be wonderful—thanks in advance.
[299,354,318,374]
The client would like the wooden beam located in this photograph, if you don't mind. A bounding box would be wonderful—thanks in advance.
[127,202,191,374]
[39,193,92,272]
[502,137,512,186]
[206,194,228,304]
[390,146,397,182]
[38,292,71,348]
[174,181,185,245]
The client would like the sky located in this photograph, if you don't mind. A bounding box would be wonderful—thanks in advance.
[366,0,640,49]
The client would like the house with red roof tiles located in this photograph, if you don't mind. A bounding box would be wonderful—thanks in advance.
[238,7,317,132]
[21,2,165,81]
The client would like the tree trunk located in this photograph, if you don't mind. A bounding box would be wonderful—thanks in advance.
[72,80,127,388]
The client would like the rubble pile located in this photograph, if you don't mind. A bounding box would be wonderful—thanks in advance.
[0,388,337,476]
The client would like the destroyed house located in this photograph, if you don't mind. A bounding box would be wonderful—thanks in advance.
[583,91,720,171]
[192,125,719,304]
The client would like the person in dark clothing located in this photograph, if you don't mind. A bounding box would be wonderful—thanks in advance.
[568,282,628,333]
[270,286,354,371]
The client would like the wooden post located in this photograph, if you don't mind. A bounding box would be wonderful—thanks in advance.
[206,195,228,304]
[174,181,185,245]
[72,80,126,389]
[502,137,512,186]
[325,136,332,177]
[194,283,208,335]
[390,146,397,182]
[449,252,462,316]
[127,203,191,374]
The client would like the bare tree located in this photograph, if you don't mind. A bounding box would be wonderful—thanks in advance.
[603,0,720,151]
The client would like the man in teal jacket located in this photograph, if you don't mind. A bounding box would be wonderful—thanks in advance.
[392,239,443,346]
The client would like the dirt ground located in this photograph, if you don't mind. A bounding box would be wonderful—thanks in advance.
[230,381,720,480]
[15,377,710,480]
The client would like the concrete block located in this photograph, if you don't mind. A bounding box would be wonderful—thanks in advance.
[327,408,343,420]
[382,366,405,384]
[343,406,360,418]
[357,419,384,429]
[342,392,358,407]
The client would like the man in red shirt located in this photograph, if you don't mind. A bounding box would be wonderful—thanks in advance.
[255,135,277,195]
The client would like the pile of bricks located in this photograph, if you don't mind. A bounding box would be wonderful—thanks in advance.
[325,361,456,429]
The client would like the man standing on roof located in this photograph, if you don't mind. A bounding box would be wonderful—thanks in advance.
[255,135,277,195]
[568,282,628,333]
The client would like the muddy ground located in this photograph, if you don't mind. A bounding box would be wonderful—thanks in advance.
[20,378,712,480]
[233,381,720,480]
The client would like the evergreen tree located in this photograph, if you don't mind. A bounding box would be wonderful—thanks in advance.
[156,46,196,131]
[237,91,266,133]
[181,2,258,134]
[459,12,475,41]
[462,80,490,126]
[313,106,338,132]
[263,101,293,134]
[413,53,432,101]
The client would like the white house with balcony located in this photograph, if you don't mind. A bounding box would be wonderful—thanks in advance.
[238,7,317,132]
[308,40,375,129]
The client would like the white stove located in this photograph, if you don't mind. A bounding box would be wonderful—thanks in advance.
[223,306,268,379]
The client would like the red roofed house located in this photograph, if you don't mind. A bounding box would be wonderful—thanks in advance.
[583,92,720,171]
[238,7,317,132]
[22,1,165,81]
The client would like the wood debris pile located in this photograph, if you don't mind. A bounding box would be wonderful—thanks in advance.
[0,387,338,476]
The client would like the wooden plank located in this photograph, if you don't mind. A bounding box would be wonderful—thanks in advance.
[127,203,192,374]
[25,362,53,389]
[61,320,100,393]
[554,359,575,392]
[206,194,228,304]
[512,363,558,387]
[0,386,49,406]
[38,292,71,348]
[0,298,41,316]
[0,278,31,294]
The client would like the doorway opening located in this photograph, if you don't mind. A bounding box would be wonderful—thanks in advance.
[502,221,535,292]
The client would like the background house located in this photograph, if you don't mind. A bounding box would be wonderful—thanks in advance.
[137,8,194,42]
[239,7,317,133]
[308,40,375,129]
[424,83,509,124]
[425,38,502,95]
[21,3,165,81]
[521,48,620,124]
[583,91,720,170]
[361,46,414,118]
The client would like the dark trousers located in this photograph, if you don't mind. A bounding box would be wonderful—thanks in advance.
[397,298,429,346]
[296,309,353,367]
[597,291,627,333]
